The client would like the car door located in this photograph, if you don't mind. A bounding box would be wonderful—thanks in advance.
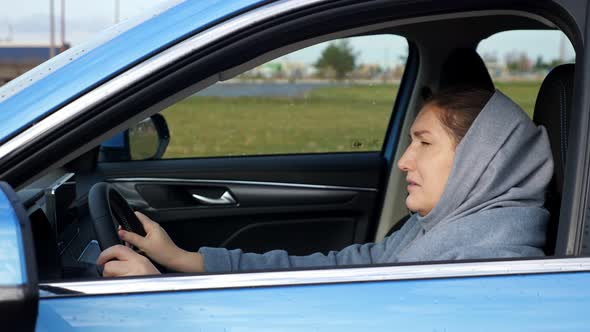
[94,153,388,256]
[37,259,590,331]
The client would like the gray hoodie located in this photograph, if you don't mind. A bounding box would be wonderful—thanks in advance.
[199,90,554,272]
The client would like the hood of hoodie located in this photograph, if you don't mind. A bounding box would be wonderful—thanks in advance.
[416,89,554,232]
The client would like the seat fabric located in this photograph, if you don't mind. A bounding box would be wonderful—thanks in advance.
[533,63,574,255]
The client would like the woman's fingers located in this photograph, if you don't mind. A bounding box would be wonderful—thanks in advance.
[98,244,160,277]
[96,244,134,266]
[135,211,157,230]
[116,212,154,248]
[118,225,131,247]
[103,260,131,277]
[119,229,146,249]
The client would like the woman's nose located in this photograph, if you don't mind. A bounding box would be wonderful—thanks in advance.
[397,147,413,171]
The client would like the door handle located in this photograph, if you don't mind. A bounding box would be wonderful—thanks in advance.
[192,191,236,205]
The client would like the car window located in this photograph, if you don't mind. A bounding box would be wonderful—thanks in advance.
[476,30,575,117]
[134,35,407,159]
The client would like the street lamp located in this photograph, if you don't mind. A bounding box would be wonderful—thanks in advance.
[49,0,55,58]
[60,0,66,52]
[115,0,120,24]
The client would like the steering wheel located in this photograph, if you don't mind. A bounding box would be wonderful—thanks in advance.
[88,182,146,250]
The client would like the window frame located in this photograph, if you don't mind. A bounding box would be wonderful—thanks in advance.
[40,257,590,297]
[3,1,587,297]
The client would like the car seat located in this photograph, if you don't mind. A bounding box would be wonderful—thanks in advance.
[532,63,574,255]
[439,48,495,91]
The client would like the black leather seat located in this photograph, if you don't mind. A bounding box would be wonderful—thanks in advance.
[532,63,574,255]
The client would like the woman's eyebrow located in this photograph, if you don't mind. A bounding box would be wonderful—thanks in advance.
[411,130,431,138]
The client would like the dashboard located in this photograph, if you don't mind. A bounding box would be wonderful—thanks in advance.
[20,171,102,281]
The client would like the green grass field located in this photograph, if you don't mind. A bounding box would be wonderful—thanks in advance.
[495,81,542,118]
[156,81,542,159]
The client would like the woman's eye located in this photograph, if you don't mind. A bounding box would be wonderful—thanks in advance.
[420,141,431,146]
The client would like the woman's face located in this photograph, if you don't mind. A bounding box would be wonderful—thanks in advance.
[397,105,456,216]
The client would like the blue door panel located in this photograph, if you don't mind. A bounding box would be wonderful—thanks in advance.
[37,272,589,331]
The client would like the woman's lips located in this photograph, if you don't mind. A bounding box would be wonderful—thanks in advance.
[407,181,419,191]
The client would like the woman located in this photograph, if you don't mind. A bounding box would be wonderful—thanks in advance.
[97,88,554,277]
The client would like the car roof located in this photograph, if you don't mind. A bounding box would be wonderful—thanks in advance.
[0,0,263,144]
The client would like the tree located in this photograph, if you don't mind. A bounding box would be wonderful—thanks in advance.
[314,40,357,80]
[534,56,545,71]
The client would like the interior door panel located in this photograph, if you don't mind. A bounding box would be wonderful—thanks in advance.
[95,153,385,256]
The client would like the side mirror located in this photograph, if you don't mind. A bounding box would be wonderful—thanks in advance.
[0,182,38,331]
[99,114,170,162]
[129,114,170,160]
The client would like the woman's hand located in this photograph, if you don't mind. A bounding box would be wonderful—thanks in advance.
[118,212,204,273]
[97,244,160,277]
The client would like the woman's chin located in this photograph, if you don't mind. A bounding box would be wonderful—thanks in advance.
[405,197,418,212]
[405,197,426,216]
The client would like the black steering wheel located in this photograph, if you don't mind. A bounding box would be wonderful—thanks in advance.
[88,182,146,250]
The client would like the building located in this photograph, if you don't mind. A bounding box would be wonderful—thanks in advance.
[0,44,65,83]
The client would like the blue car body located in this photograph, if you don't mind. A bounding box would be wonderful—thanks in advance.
[1,0,590,330]
[0,186,27,286]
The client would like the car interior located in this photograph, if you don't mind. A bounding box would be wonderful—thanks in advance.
[11,6,577,282]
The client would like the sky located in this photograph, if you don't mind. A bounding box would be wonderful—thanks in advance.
[0,0,171,45]
[0,0,576,66]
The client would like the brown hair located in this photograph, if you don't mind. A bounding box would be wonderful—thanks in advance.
[422,88,494,145]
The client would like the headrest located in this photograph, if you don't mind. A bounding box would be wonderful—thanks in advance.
[439,48,495,91]
[533,64,574,195]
